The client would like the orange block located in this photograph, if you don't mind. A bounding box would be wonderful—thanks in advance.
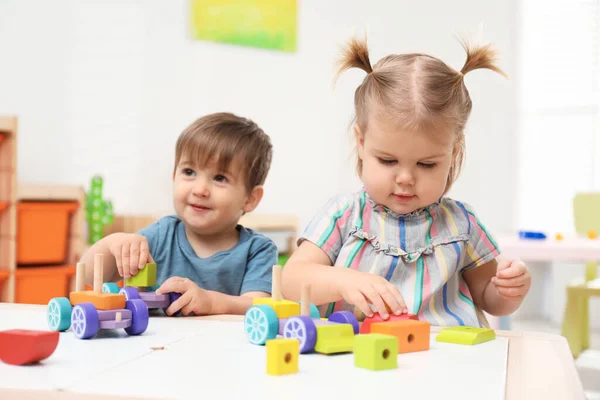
[370,320,430,354]
[69,291,125,310]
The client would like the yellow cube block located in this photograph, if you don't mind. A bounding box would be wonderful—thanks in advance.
[253,298,300,319]
[266,339,299,376]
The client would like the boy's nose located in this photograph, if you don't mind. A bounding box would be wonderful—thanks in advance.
[192,180,210,197]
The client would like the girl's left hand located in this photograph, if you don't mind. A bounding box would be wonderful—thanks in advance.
[491,259,531,300]
[156,277,213,316]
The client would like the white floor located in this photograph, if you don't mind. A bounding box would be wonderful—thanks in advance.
[512,317,600,399]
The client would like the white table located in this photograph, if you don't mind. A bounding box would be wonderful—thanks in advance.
[498,235,600,262]
[0,304,585,400]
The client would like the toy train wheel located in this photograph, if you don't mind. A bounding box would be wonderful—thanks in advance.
[47,297,72,331]
[328,311,360,334]
[283,316,317,353]
[163,292,182,316]
[102,282,120,294]
[71,303,99,339]
[119,287,141,300]
[124,299,149,336]
[244,305,278,345]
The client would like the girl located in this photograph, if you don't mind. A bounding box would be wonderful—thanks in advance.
[281,38,530,327]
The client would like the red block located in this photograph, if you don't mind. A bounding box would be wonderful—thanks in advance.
[359,312,419,334]
[0,330,59,365]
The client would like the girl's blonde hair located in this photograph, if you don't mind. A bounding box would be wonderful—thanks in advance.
[337,37,507,192]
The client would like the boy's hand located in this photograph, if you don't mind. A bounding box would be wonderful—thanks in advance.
[491,259,531,300]
[156,277,213,316]
[109,233,154,279]
[336,269,407,319]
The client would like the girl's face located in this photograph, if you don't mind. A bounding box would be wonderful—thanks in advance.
[356,116,455,215]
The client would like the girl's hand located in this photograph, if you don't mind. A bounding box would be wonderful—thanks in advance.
[336,269,407,319]
[156,277,213,316]
[108,233,154,279]
[491,259,531,300]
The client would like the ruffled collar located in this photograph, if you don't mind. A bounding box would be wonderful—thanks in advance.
[363,189,441,220]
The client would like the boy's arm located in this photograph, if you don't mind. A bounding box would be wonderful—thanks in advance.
[207,291,270,315]
[79,233,124,285]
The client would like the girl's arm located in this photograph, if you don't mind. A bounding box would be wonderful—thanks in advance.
[281,241,341,305]
[463,257,530,316]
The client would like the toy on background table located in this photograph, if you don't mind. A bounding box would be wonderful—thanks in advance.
[0,330,59,365]
[100,262,182,316]
[518,230,547,240]
[46,254,149,339]
[86,175,114,245]
[435,326,496,345]
[555,233,564,241]
[244,266,359,354]
[588,230,598,239]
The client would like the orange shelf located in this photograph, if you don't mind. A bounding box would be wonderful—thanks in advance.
[15,265,76,304]
[0,201,8,213]
[0,133,5,146]
[0,270,9,283]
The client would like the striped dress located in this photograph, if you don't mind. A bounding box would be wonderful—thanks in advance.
[299,190,500,327]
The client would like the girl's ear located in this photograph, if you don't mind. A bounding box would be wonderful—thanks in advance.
[243,186,264,213]
[354,125,366,159]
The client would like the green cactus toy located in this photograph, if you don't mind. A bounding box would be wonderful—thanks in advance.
[86,175,114,245]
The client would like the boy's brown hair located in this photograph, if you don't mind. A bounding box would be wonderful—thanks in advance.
[337,37,507,193]
[174,112,273,192]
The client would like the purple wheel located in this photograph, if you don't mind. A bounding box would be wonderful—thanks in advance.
[124,299,149,335]
[328,311,360,334]
[119,287,141,301]
[283,316,317,353]
[163,292,182,316]
[71,303,99,339]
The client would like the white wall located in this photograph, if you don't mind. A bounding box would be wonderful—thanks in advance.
[0,0,518,236]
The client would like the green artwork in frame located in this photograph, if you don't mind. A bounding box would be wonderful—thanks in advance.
[191,0,297,52]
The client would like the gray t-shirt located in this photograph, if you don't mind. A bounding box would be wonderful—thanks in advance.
[138,216,276,295]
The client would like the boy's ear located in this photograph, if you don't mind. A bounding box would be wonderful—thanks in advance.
[243,186,264,213]
[354,125,365,159]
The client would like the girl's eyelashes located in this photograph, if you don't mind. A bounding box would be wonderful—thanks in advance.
[418,162,437,169]
[377,157,397,165]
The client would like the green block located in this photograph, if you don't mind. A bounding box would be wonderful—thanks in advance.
[435,326,496,345]
[126,263,157,287]
[354,334,398,371]
[314,324,355,354]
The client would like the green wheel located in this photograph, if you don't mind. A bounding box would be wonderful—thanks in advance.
[244,305,278,345]
[47,297,72,331]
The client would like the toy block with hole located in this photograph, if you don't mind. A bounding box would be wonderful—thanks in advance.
[359,312,419,334]
[125,262,157,287]
[354,334,398,371]
[266,338,299,376]
[370,320,430,353]
[313,323,355,354]
[46,254,149,339]
[435,326,496,345]
[0,330,59,365]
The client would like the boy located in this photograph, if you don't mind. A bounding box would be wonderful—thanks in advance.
[80,112,276,316]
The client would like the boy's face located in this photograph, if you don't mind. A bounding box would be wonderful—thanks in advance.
[173,157,262,235]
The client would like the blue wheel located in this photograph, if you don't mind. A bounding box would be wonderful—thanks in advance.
[71,303,99,339]
[102,282,120,294]
[47,297,72,331]
[119,287,140,300]
[124,299,149,336]
[328,310,360,334]
[244,305,278,345]
[283,316,317,353]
